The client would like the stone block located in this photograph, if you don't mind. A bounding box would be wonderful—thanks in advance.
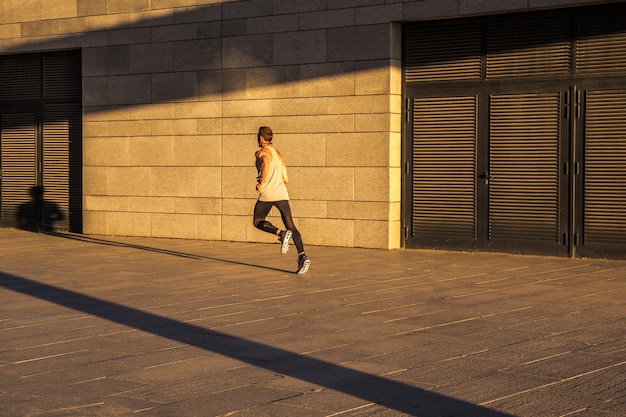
[174,38,221,71]
[459,0,528,15]
[152,72,198,103]
[21,20,60,37]
[77,0,107,17]
[108,120,152,137]
[276,134,326,167]
[106,211,135,236]
[83,121,108,138]
[174,102,222,119]
[83,167,108,195]
[152,0,198,10]
[222,134,255,167]
[403,0,460,19]
[130,42,174,73]
[198,70,223,100]
[82,210,107,234]
[151,213,197,239]
[222,34,273,69]
[327,201,390,221]
[152,23,197,42]
[223,198,256,216]
[222,215,248,241]
[326,132,389,167]
[273,0,326,14]
[299,63,355,97]
[327,24,390,61]
[131,212,152,236]
[108,27,152,46]
[84,106,130,122]
[355,219,390,249]
[84,195,128,211]
[223,99,272,117]
[355,4,403,25]
[298,114,355,134]
[272,97,326,116]
[82,46,129,77]
[246,14,299,35]
[151,119,198,136]
[289,199,326,218]
[174,136,222,166]
[222,167,248,198]
[129,103,174,120]
[129,136,174,166]
[198,215,222,240]
[299,9,354,30]
[82,77,108,106]
[107,0,150,13]
[84,137,129,166]
[222,0,273,20]
[1,0,39,23]
[198,167,222,198]
[108,75,152,105]
[0,23,20,38]
[197,118,224,135]
[273,30,326,65]
[299,217,354,247]
[355,113,390,133]
[108,167,152,196]
[355,167,390,202]
[299,167,354,201]
[150,167,198,197]
[355,61,391,95]
[327,95,391,115]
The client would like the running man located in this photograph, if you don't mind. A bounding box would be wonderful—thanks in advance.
[253,126,311,274]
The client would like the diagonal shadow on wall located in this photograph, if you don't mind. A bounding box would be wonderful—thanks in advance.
[0,268,514,417]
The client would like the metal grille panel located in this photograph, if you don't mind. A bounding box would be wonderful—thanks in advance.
[1,113,37,226]
[405,22,482,82]
[489,93,561,241]
[584,90,626,244]
[486,14,571,78]
[412,96,477,239]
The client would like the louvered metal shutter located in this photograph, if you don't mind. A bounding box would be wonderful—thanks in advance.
[486,13,571,79]
[0,55,40,101]
[0,113,38,228]
[43,105,73,231]
[584,90,626,244]
[405,22,482,82]
[489,93,561,242]
[412,96,477,240]
[576,7,626,75]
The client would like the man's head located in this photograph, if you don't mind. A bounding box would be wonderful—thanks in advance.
[257,126,273,147]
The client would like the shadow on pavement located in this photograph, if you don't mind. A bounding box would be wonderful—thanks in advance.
[0,268,514,416]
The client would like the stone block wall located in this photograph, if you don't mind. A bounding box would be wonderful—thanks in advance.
[0,0,607,249]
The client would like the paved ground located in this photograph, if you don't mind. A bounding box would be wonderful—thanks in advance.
[0,228,625,417]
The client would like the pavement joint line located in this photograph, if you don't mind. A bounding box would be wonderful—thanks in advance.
[14,348,91,364]
[480,360,626,406]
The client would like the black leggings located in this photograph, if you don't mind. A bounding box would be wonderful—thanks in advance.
[253,200,304,254]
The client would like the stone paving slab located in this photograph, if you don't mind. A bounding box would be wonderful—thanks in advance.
[1,228,625,417]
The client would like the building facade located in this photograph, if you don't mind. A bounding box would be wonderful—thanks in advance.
[1,0,625,258]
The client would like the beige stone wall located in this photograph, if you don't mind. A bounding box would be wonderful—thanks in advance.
[0,0,608,249]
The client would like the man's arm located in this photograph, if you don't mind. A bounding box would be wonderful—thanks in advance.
[255,148,272,192]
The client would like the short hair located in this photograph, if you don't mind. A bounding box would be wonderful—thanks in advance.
[258,126,273,143]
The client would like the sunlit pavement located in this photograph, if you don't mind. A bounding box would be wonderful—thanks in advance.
[1,228,625,417]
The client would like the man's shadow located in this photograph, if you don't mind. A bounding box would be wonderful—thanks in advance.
[16,185,64,232]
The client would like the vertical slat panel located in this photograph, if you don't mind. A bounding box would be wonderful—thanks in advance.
[1,113,38,228]
[489,93,561,241]
[584,90,626,244]
[412,96,477,239]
